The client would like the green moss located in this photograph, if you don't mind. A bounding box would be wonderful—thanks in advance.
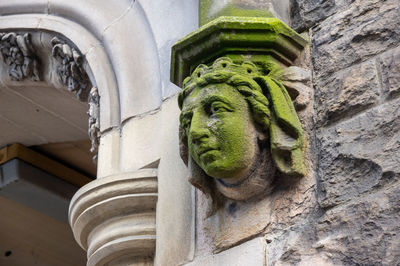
[170,16,308,87]
[179,57,306,179]
[199,1,275,26]
[183,83,258,179]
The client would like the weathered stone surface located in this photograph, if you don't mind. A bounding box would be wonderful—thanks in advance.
[311,0,400,79]
[198,163,316,253]
[318,155,383,207]
[379,46,400,98]
[266,180,400,265]
[315,60,380,126]
[0,32,40,81]
[317,97,400,207]
[186,237,265,266]
[315,182,400,265]
[290,0,352,32]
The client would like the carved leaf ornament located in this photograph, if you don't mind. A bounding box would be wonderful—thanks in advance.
[51,37,90,101]
[0,32,40,81]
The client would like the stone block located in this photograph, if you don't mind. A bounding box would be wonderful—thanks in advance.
[266,181,400,265]
[311,0,400,79]
[139,0,198,99]
[317,97,400,207]
[379,46,400,98]
[0,0,48,15]
[198,162,316,253]
[315,182,400,265]
[199,0,290,26]
[185,237,265,266]
[155,96,195,266]
[84,44,120,131]
[290,0,349,32]
[48,0,134,40]
[97,129,120,178]
[120,109,162,171]
[102,2,162,121]
[265,223,335,266]
[315,60,380,126]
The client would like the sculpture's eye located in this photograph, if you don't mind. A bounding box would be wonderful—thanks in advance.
[180,112,193,130]
[210,101,232,114]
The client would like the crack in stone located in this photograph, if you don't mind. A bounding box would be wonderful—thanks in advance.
[102,0,136,40]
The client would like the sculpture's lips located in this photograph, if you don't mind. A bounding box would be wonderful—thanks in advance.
[197,145,217,156]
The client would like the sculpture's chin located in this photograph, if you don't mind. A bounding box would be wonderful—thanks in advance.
[200,153,257,181]
[215,148,276,201]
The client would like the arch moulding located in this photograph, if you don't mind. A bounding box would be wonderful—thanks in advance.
[0,0,163,131]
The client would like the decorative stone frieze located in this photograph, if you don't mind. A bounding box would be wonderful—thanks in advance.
[0,32,40,81]
[69,169,158,266]
[171,16,309,214]
[51,37,91,101]
[88,87,100,162]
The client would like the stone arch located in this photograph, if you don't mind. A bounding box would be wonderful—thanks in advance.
[0,0,163,130]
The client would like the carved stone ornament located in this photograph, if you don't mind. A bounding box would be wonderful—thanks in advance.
[51,37,90,101]
[171,16,309,215]
[88,87,100,162]
[0,32,40,81]
[178,57,306,211]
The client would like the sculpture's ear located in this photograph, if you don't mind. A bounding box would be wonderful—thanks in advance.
[255,76,306,177]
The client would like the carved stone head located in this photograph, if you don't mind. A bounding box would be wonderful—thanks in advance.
[178,57,305,213]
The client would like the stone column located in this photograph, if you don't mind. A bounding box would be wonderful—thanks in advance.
[68,169,158,266]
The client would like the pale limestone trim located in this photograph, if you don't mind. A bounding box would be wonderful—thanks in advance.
[0,0,163,130]
[69,169,158,265]
[0,14,119,132]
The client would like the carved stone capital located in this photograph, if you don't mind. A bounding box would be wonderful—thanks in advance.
[0,32,40,81]
[69,169,158,265]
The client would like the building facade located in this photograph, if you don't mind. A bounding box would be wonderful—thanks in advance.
[0,0,399,265]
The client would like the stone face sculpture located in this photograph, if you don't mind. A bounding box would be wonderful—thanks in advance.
[178,57,305,208]
[171,16,309,214]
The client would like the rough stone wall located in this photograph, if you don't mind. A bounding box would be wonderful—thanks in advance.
[176,1,400,265]
[267,0,400,264]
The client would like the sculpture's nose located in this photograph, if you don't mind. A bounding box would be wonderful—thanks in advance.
[189,109,209,144]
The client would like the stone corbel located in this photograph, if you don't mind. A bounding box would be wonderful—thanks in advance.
[0,32,40,81]
[171,15,310,213]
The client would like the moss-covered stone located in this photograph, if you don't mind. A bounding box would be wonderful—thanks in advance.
[172,16,307,203]
[178,58,305,202]
[199,0,275,26]
[170,16,307,88]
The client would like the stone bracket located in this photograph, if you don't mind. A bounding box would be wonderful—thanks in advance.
[69,169,158,265]
[171,16,307,87]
